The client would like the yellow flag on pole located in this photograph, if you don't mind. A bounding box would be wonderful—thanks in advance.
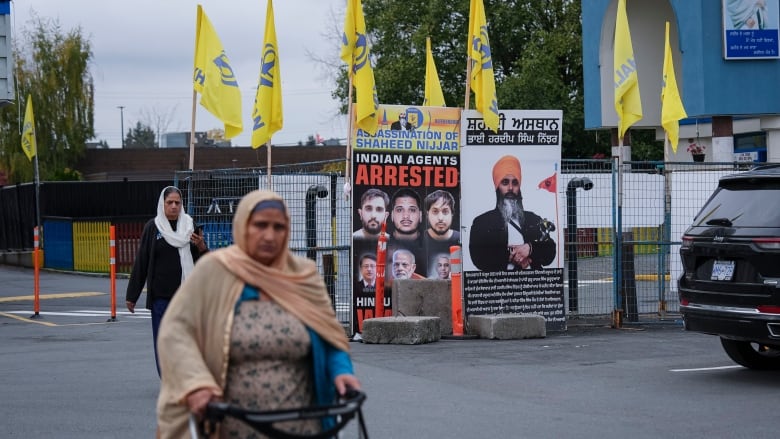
[661,21,687,153]
[340,0,379,135]
[251,0,283,149]
[424,37,445,107]
[193,5,243,139]
[613,0,642,139]
[468,0,499,132]
[21,95,37,161]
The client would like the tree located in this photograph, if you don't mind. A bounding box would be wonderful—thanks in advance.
[0,13,94,183]
[332,0,615,158]
[124,122,157,149]
[139,105,178,147]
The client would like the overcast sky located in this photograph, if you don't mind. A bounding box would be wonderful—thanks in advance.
[9,0,349,147]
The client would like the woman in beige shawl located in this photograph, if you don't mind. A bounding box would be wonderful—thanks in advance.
[156,189,359,438]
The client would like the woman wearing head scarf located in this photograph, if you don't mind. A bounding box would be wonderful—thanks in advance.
[155,189,360,438]
[125,186,209,377]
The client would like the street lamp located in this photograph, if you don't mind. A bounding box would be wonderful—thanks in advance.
[117,106,125,148]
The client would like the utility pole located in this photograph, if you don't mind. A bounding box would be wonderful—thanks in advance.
[117,106,125,148]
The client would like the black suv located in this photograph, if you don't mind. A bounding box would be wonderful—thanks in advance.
[678,164,780,370]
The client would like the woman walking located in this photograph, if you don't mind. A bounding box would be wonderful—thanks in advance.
[126,186,208,376]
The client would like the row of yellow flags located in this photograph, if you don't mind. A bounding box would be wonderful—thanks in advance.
[336,0,500,134]
[193,0,454,147]
[194,0,500,144]
[614,0,687,153]
[20,0,503,160]
[19,0,498,162]
[23,0,684,160]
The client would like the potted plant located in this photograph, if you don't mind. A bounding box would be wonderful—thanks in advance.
[686,139,706,162]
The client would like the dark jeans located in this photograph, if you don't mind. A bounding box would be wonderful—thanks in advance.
[151,298,171,378]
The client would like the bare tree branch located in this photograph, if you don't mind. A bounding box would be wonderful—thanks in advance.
[138,104,179,147]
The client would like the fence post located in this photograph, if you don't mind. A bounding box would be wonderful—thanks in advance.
[450,245,464,336]
[32,226,40,318]
[108,225,117,322]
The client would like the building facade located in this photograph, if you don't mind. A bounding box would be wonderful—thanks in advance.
[582,0,780,162]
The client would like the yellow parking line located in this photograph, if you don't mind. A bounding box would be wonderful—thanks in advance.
[0,292,106,303]
[0,311,58,326]
[601,274,671,282]
[0,311,126,327]
[636,274,671,281]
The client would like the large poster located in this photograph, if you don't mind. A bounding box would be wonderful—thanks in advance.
[460,110,565,331]
[351,105,461,334]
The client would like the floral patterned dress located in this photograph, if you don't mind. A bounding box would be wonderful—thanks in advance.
[221,299,320,439]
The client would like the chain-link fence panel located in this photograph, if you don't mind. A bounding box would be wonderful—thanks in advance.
[561,160,756,325]
[174,161,352,330]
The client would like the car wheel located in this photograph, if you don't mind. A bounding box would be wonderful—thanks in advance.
[720,338,780,370]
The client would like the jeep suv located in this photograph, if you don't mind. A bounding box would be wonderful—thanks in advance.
[678,164,780,370]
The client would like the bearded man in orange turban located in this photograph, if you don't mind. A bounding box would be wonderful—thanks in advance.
[469,155,556,271]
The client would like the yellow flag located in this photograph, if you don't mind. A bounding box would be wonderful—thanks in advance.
[468,0,499,133]
[340,0,379,135]
[613,0,642,139]
[423,37,445,107]
[193,5,243,139]
[21,95,37,161]
[251,0,283,149]
[661,21,687,154]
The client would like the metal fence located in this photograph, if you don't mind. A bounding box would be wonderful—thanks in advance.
[171,159,759,328]
[2,159,764,329]
[174,160,352,326]
[560,160,756,324]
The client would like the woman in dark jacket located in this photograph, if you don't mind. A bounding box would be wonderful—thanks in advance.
[125,186,208,376]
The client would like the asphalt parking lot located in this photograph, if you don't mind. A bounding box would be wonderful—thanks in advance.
[1,265,777,438]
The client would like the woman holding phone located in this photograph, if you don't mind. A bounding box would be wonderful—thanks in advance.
[125,186,209,377]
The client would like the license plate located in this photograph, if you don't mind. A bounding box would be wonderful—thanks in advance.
[711,260,735,281]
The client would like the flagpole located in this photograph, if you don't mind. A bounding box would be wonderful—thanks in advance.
[464,57,472,110]
[614,134,624,328]
[266,141,272,189]
[661,132,671,317]
[464,0,473,111]
[345,72,355,196]
[33,153,41,241]
[188,90,197,170]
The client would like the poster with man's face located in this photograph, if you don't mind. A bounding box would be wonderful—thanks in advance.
[350,104,461,333]
[461,147,562,272]
[460,109,565,331]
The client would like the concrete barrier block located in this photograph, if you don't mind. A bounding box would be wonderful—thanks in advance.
[468,314,546,340]
[392,279,452,335]
[0,251,36,268]
[362,316,441,344]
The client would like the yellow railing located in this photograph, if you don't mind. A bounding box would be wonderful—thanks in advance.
[72,221,110,273]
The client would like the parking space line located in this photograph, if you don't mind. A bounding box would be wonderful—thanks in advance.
[0,292,106,303]
[5,310,148,317]
[0,309,150,326]
[0,311,58,326]
[669,365,742,372]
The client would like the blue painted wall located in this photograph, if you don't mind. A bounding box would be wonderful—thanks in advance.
[583,0,780,130]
